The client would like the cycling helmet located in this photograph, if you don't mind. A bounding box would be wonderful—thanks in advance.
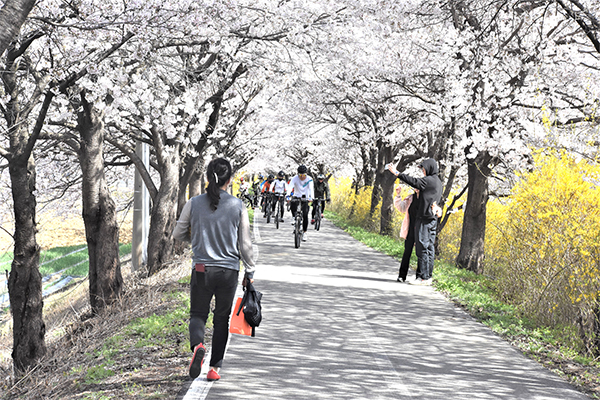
[267,174,275,180]
[277,170,285,178]
[317,173,325,180]
[297,165,308,174]
[240,177,245,182]
[258,173,264,179]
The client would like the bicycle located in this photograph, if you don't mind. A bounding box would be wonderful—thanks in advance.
[237,190,254,208]
[312,198,325,231]
[263,193,273,223]
[273,193,285,229]
[291,196,308,248]
[286,195,291,212]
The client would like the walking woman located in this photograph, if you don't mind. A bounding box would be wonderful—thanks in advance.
[172,158,255,381]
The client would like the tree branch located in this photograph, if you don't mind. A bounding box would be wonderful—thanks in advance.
[105,135,158,199]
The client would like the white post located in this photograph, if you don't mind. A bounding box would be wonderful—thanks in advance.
[132,141,149,272]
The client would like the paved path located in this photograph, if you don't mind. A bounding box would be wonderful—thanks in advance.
[181,210,589,400]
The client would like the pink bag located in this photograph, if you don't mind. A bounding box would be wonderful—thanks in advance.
[395,195,413,240]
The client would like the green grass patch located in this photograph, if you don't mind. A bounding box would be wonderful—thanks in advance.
[94,334,124,361]
[37,244,89,276]
[84,363,116,384]
[119,243,132,257]
[0,250,12,268]
[7,243,133,277]
[124,290,195,352]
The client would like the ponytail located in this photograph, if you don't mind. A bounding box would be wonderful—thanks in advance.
[206,158,232,211]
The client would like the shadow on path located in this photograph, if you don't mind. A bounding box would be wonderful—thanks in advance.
[195,212,589,400]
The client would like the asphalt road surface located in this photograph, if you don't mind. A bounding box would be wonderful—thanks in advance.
[179,209,589,400]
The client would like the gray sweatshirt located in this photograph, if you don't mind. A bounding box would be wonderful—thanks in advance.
[172,190,255,279]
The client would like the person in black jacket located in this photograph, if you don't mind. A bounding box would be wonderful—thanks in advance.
[311,173,331,223]
[387,158,442,285]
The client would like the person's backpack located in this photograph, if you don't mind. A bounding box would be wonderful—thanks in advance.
[236,282,262,337]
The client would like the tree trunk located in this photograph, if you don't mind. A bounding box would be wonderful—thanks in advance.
[7,137,45,372]
[189,168,203,197]
[456,152,492,274]
[146,144,181,276]
[178,155,205,216]
[77,99,123,313]
[379,172,397,236]
[593,303,600,356]
[372,143,397,236]
[0,0,37,57]
[369,139,385,217]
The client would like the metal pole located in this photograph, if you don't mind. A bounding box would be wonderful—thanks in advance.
[132,141,149,272]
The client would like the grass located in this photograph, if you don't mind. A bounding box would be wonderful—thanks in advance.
[2,243,133,278]
[63,284,200,398]
[325,210,600,397]
[0,252,11,270]
[124,291,191,352]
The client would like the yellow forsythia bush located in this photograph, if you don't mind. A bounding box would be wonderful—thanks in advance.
[329,177,385,233]
[329,177,412,239]
[485,150,600,350]
[437,192,467,262]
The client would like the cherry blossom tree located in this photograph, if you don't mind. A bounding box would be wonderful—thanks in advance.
[0,0,36,57]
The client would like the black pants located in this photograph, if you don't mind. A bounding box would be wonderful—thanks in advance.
[273,194,285,218]
[398,227,416,280]
[290,199,309,232]
[415,218,437,280]
[189,267,239,368]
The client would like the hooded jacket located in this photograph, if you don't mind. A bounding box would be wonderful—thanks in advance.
[396,158,442,220]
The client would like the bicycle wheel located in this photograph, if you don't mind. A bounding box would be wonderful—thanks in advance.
[275,202,280,229]
[315,214,321,231]
[266,204,271,223]
[294,214,302,248]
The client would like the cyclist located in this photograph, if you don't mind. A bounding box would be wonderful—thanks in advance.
[238,177,252,206]
[250,175,261,207]
[260,174,275,216]
[257,173,267,193]
[289,165,314,241]
[311,173,331,224]
[269,170,287,222]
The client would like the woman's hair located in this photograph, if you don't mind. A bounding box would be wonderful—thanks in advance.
[206,158,232,211]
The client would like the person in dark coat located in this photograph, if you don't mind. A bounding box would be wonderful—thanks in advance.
[311,173,331,223]
[388,158,442,285]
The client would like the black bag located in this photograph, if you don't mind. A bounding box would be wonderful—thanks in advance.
[236,282,262,337]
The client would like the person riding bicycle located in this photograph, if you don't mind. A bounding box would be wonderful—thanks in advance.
[250,175,261,207]
[311,173,331,224]
[238,177,253,206]
[289,165,314,242]
[261,174,275,215]
[269,170,287,222]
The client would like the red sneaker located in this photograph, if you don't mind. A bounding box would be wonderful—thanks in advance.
[189,343,206,379]
[207,369,221,381]
[310,219,315,224]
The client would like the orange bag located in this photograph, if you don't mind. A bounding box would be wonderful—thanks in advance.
[229,297,252,336]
